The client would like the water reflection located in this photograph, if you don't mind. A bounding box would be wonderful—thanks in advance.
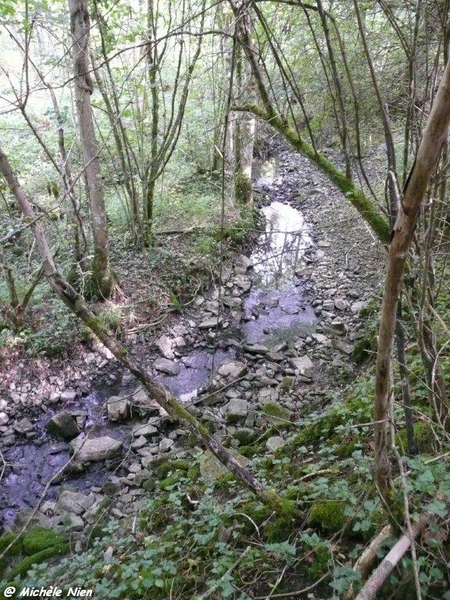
[252,201,313,288]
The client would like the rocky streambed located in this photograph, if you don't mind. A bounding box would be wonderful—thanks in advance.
[0,145,385,539]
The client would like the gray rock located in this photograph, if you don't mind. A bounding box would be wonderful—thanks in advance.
[54,512,84,531]
[156,335,175,359]
[159,437,174,452]
[217,360,247,379]
[107,396,129,421]
[266,436,285,452]
[244,344,269,355]
[290,355,314,377]
[70,436,122,463]
[132,422,158,437]
[199,450,249,483]
[153,358,181,376]
[323,321,347,336]
[351,300,368,314]
[13,417,34,435]
[46,411,80,440]
[131,436,147,449]
[0,412,9,426]
[55,491,95,516]
[13,509,52,532]
[225,398,249,424]
[60,389,77,402]
[199,316,223,329]
[332,339,354,355]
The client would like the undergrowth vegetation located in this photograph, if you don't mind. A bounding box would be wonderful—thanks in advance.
[4,362,450,599]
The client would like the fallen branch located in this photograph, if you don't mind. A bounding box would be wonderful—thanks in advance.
[354,511,434,600]
[0,147,295,519]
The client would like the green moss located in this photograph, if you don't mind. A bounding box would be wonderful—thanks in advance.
[160,474,184,490]
[22,528,66,556]
[264,516,296,542]
[306,545,330,579]
[233,428,258,445]
[309,501,347,532]
[235,170,253,204]
[261,402,292,422]
[353,335,376,364]
[278,376,294,392]
[396,421,435,454]
[7,544,68,581]
[156,459,190,479]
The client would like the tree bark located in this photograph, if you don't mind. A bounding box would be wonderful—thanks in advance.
[374,54,450,503]
[68,0,113,298]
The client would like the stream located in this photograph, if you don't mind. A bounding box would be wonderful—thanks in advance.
[0,156,317,529]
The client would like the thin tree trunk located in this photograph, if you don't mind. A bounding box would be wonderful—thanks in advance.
[374,54,450,504]
[68,0,113,298]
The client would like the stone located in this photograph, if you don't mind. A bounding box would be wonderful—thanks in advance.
[54,512,84,531]
[70,436,123,463]
[55,491,95,515]
[224,398,249,424]
[217,360,247,379]
[131,436,147,449]
[159,437,174,452]
[153,358,181,376]
[107,395,129,421]
[13,509,52,532]
[132,422,158,437]
[323,321,347,336]
[199,316,223,329]
[48,391,61,404]
[199,450,249,483]
[13,417,34,434]
[60,389,77,402]
[0,412,9,426]
[156,334,174,360]
[266,436,285,452]
[46,411,80,440]
[332,339,354,355]
[351,300,368,314]
[222,296,243,309]
[290,355,314,377]
[244,344,269,355]
[232,274,252,291]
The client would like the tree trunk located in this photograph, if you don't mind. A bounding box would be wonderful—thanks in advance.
[68,0,113,298]
[374,54,450,505]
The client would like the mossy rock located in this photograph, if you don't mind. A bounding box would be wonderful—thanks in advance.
[156,459,190,479]
[278,376,294,392]
[233,427,259,445]
[308,500,347,532]
[22,527,66,555]
[160,473,185,490]
[261,402,293,422]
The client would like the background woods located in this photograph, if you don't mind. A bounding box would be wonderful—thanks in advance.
[1,1,450,599]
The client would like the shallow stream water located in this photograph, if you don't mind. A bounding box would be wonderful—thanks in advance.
[1,157,316,527]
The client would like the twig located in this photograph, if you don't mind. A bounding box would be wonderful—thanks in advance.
[252,571,330,599]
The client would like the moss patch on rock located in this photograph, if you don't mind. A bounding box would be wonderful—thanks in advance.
[308,501,347,532]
